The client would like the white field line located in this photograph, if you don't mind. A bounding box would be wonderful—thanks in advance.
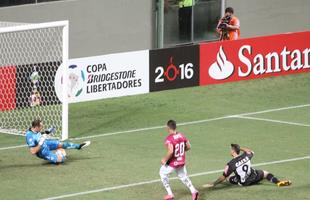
[236,104,310,116]
[0,144,27,151]
[41,155,310,200]
[1,104,310,151]
[70,116,230,141]
[236,116,310,127]
[0,128,24,137]
[71,103,310,141]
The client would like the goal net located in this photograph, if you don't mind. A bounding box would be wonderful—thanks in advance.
[0,21,68,140]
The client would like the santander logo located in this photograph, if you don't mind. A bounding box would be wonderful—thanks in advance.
[207,45,310,80]
[208,46,234,80]
[201,32,310,85]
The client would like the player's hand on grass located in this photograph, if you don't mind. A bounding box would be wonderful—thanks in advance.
[39,134,48,146]
[161,158,167,165]
[202,183,215,188]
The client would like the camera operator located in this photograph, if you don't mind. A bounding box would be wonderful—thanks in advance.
[217,7,240,41]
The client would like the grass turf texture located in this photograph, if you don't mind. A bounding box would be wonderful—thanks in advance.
[0,73,310,200]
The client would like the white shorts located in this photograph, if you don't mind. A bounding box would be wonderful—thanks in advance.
[159,165,187,178]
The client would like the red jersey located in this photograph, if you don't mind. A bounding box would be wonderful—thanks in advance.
[164,132,188,168]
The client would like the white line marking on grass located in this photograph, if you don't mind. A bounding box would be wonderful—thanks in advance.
[236,116,310,127]
[0,128,25,137]
[71,104,310,141]
[0,144,27,151]
[1,104,310,151]
[41,155,310,200]
[238,104,310,117]
[71,116,230,141]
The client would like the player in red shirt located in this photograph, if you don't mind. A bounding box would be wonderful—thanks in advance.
[159,120,199,200]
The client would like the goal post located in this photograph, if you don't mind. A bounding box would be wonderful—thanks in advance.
[0,21,69,140]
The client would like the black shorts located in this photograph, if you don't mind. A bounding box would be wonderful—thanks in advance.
[228,176,240,185]
[229,169,264,186]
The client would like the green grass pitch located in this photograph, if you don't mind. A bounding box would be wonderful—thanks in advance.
[1,73,310,200]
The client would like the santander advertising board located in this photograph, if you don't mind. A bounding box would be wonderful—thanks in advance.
[200,31,310,85]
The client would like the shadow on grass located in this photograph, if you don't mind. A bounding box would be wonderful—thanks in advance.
[173,181,306,200]
[197,183,235,200]
[0,155,103,170]
[64,154,103,163]
[173,183,234,200]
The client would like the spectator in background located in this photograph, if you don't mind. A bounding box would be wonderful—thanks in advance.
[217,7,240,41]
[178,0,194,42]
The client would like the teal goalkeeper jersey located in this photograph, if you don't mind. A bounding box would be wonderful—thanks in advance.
[25,129,48,155]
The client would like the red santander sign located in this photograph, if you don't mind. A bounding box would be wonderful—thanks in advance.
[200,31,310,85]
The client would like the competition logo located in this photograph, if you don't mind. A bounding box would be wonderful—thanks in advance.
[68,64,85,97]
[208,46,234,80]
[55,50,149,103]
[54,64,86,102]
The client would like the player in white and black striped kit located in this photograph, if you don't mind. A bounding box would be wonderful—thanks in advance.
[203,144,292,188]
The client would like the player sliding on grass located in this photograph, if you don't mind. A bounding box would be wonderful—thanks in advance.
[25,119,91,164]
[203,144,292,188]
[159,120,199,200]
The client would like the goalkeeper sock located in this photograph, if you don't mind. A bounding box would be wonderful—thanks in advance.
[62,142,80,149]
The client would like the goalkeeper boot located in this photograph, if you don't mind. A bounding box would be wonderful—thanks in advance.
[277,180,292,187]
[78,141,91,150]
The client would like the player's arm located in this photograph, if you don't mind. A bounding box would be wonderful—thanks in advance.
[161,143,174,165]
[203,165,230,188]
[185,141,191,151]
[240,146,254,160]
[240,147,254,154]
[203,175,226,188]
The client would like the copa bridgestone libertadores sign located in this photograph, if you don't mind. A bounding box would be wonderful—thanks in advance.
[54,50,149,103]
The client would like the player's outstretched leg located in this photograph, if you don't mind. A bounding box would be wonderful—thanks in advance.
[61,141,91,150]
[263,171,292,187]
[176,166,199,200]
[159,165,175,200]
[78,141,91,150]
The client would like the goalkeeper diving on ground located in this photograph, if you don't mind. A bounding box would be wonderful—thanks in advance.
[25,119,91,164]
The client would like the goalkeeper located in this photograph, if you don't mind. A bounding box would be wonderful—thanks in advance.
[25,119,90,164]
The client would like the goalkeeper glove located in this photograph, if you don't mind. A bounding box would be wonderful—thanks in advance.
[38,134,48,146]
[44,126,56,135]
